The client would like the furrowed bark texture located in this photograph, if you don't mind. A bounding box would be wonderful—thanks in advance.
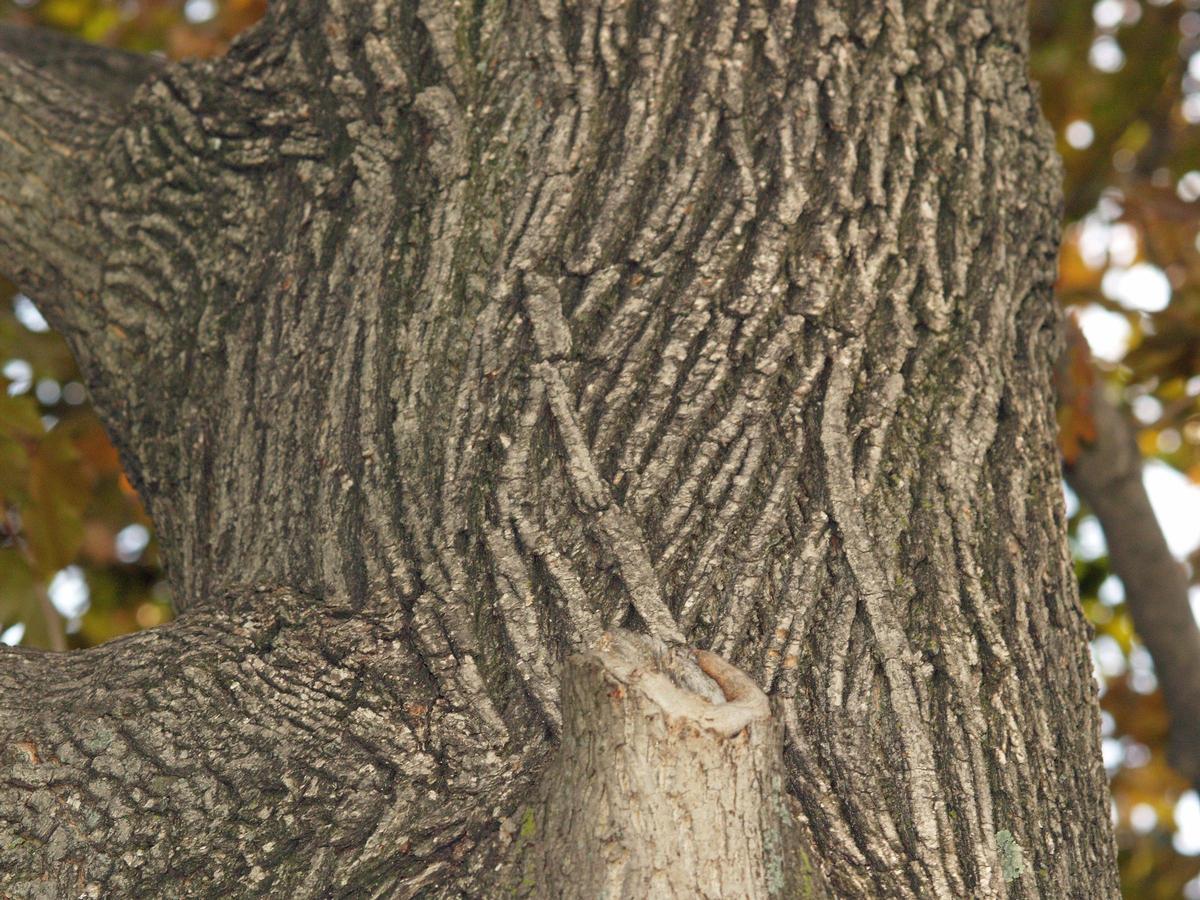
[0,0,1118,897]
[0,24,163,374]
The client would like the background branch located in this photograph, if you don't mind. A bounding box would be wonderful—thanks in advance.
[1065,380,1200,786]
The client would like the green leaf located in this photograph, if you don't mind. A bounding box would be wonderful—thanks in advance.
[0,394,44,439]
[0,547,35,625]
[0,434,30,507]
[0,395,43,508]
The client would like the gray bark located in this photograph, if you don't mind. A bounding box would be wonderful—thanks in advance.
[0,0,1118,897]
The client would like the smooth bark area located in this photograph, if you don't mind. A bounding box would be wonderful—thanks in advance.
[503,630,828,898]
[0,0,1118,896]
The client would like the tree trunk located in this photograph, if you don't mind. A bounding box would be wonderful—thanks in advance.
[0,1,1119,897]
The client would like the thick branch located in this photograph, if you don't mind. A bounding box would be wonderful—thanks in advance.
[0,25,162,335]
[0,587,518,897]
[0,26,161,107]
[2,605,824,897]
[1065,384,1200,785]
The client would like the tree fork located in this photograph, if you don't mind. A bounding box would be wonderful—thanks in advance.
[0,0,1122,895]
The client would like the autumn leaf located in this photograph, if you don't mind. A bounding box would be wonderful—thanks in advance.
[22,426,92,576]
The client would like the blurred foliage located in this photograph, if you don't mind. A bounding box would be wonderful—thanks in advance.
[1034,0,1200,895]
[2,0,1200,895]
[0,0,264,58]
[0,278,165,649]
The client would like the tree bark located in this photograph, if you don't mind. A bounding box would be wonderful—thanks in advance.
[0,1,1118,897]
[502,630,829,898]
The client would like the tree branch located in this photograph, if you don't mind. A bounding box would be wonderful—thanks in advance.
[0,24,162,334]
[1065,382,1200,786]
[0,586,517,896]
[0,25,162,107]
[491,631,828,897]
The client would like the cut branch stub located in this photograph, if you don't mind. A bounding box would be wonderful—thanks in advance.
[510,630,828,899]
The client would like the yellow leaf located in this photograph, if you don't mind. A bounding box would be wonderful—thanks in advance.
[39,0,95,31]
